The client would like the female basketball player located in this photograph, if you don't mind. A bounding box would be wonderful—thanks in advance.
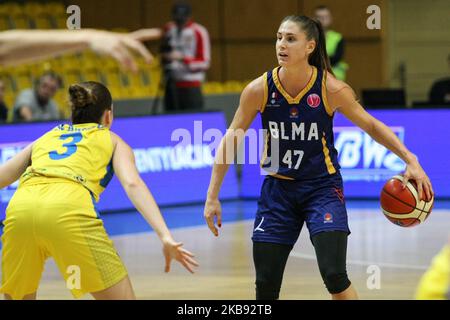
[204,15,434,300]
[0,81,198,300]
[415,241,450,299]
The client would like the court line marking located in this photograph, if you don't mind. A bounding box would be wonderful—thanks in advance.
[107,208,387,239]
[109,218,442,272]
[106,207,450,240]
[111,221,431,271]
[289,251,429,270]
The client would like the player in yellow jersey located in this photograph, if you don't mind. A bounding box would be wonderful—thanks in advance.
[0,81,198,300]
[415,240,450,300]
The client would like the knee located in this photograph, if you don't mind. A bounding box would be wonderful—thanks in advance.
[322,271,351,294]
[255,278,281,300]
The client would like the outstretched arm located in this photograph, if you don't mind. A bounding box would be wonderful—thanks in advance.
[0,28,162,72]
[111,132,198,273]
[326,74,434,201]
[0,144,32,189]
[204,76,263,236]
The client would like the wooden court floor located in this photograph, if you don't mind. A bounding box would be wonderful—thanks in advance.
[2,204,450,300]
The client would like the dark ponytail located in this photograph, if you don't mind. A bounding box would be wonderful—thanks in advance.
[281,15,334,76]
[69,81,112,124]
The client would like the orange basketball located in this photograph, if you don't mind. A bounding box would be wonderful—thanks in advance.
[380,175,434,227]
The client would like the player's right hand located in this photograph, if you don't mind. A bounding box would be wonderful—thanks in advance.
[87,29,156,73]
[162,238,198,274]
[203,198,222,237]
[402,159,434,201]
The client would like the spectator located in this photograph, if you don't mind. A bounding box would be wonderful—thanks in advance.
[429,54,450,105]
[12,72,62,122]
[0,80,8,122]
[161,1,211,112]
[314,6,348,81]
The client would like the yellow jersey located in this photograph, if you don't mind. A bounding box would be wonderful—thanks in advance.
[19,123,114,202]
[415,245,450,300]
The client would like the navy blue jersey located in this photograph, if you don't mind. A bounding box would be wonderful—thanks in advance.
[260,66,340,180]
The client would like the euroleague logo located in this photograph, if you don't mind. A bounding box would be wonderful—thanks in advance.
[307,93,321,108]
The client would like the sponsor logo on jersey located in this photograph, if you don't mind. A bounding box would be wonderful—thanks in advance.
[254,217,265,232]
[267,91,281,107]
[323,212,334,223]
[289,107,299,118]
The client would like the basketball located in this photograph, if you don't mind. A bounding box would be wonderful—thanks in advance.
[380,175,434,227]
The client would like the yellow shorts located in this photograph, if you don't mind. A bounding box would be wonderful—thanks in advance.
[0,179,128,300]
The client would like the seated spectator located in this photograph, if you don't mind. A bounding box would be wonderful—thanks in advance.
[12,72,62,122]
[0,80,8,122]
[429,54,450,105]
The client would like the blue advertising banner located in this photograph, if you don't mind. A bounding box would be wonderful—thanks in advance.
[240,109,450,198]
[0,112,238,220]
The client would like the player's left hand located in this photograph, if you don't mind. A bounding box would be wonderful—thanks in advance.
[403,159,434,202]
[203,198,222,237]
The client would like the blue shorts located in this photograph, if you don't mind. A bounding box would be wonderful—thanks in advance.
[252,173,350,246]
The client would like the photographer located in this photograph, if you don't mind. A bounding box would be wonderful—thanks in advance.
[161,2,211,112]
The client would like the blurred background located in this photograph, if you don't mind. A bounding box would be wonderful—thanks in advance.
[0,0,449,213]
[0,0,448,122]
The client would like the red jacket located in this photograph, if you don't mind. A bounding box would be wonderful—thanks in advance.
[163,20,211,87]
